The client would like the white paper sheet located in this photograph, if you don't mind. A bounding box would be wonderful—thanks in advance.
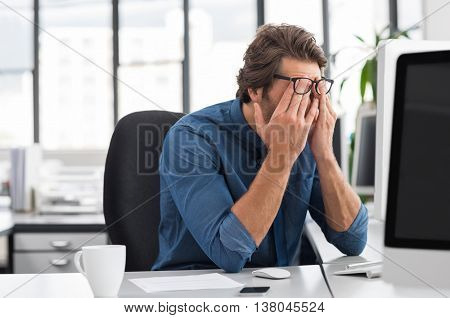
[129,273,244,293]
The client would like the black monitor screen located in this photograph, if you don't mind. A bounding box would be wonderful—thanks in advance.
[385,51,450,249]
[333,117,342,167]
[356,115,376,187]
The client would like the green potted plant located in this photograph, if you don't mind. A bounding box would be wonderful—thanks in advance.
[332,25,410,184]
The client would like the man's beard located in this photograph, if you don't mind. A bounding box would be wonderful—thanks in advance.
[260,94,278,124]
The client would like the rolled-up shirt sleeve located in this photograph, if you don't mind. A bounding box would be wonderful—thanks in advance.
[308,167,368,256]
[160,125,256,273]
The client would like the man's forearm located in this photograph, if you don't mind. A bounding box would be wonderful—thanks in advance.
[231,151,293,246]
[315,154,361,232]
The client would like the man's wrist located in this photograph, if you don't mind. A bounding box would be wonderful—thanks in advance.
[264,149,296,174]
[314,149,337,167]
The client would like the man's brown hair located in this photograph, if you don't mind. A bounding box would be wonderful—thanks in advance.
[236,24,327,103]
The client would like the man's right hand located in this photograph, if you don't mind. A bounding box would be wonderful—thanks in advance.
[254,82,319,168]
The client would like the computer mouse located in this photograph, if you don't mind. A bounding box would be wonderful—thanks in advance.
[251,267,291,280]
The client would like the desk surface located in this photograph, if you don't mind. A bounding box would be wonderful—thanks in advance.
[1,210,105,234]
[12,211,105,232]
[0,265,331,298]
[305,216,450,297]
[322,263,450,298]
[305,216,384,264]
[3,211,448,298]
[13,212,105,225]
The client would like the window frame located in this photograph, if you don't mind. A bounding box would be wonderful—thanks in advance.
[21,0,398,149]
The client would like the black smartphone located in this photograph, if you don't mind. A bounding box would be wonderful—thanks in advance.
[239,286,270,296]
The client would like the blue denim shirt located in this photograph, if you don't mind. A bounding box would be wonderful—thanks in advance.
[152,99,368,273]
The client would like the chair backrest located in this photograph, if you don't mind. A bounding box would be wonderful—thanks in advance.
[103,110,184,271]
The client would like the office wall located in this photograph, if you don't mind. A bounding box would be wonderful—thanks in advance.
[423,0,450,40]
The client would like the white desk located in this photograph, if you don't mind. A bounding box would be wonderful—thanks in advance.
[304,216,450,297]
[322,263,450,298]
[12,212,105,231]
[0,209,105,235]
[0,265,331,298]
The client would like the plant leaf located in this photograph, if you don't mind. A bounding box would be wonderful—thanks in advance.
[380,24,390,35]
[398,30,410,39]
[338,77,349,104]
[360,62,368,103]
[366,59,377,102]
[339,77,348,93]
[392,29,410,39]
[354,34,366,44]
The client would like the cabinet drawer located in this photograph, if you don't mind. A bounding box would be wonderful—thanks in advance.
[14,251,79,274]
[14,232,108,251]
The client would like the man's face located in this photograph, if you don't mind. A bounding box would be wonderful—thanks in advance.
[259,57,322,123]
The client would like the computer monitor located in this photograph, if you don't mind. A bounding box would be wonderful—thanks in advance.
[375,40,450,221]
[376,40,450,288]
[332,117,342,166]
[332,115,349,181]
[351,105,376,196]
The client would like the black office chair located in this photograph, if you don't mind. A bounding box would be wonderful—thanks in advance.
[103,110,184,271]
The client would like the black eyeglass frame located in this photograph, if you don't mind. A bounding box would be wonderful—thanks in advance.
[273,74,334,95]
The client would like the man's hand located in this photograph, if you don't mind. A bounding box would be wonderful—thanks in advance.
[253,82,319,167]
[309,92,362,233]
[233,82,318,246]
[309,93,337,162]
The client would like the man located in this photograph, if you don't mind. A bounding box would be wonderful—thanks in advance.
[152,24,368,273]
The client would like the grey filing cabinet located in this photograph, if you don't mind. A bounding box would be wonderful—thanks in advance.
[11,213,107,274]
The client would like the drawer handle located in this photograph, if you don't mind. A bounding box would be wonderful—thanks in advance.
[50,240,71,249]
[50,259,69,266]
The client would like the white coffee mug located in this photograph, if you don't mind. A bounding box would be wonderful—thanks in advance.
[74,245,126,297]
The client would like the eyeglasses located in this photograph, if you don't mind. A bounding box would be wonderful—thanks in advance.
[273,74,334,95]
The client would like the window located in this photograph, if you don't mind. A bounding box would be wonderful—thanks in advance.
[398,0,424,39]
[189,0,256,112]
[118,0,183,118]
[328,0,389,137]
[0,0,33,147]
[265,0,323,45]
[39,0,113,150]
[1,0,414,151]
